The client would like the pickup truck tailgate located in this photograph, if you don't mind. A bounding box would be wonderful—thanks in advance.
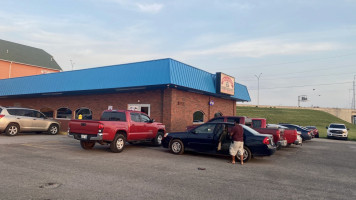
[69,120,100,135]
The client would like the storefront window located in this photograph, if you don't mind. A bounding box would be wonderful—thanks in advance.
[193,111,204,123]
[75,108,92,119]
[56,108,72,119]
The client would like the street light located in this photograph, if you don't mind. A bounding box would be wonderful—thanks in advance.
[255,73,262,106]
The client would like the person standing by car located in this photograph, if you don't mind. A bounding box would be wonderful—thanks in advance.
[229,122,244,165]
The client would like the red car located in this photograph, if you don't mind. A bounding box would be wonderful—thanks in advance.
[305,126,319,138]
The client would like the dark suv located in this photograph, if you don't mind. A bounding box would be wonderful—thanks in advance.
[0,107,60,136]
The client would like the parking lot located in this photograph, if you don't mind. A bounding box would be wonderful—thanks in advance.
[0,134,355,200]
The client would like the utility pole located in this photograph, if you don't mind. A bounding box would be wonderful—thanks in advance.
[353,75,355,110]
[70,60,75,71]
[255,73,262,106]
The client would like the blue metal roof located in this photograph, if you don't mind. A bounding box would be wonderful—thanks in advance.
[0,58,250,101]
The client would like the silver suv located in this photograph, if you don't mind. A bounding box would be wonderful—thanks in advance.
[0,107,60,136]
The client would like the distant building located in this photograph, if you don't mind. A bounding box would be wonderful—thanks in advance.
[0,39,62,79]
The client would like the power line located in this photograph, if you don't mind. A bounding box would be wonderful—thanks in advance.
[237,63,356,81]
[240,70,356,82]
[248,81,352,90]
[222,51,356,70]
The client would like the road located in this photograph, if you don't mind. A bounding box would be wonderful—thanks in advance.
[0,133,355,200]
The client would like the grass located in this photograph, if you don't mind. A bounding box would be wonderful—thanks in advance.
[236,106,356,141]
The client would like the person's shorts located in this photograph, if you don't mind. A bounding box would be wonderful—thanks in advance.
[229,141,244,156]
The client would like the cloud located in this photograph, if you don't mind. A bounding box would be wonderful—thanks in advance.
[135,3,164,14]
[181,39,341,58]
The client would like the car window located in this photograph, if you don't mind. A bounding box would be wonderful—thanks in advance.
[130,113,141,122]
[252,120,262,128]
[101,112,126,121]
[7,109,23,116]
[34,111,45,118]
[209,118,224,123]
[140,114,151,123]
[329,124,346,129]
[23,109,35,117]
[194,123,216,134]
[227,118,240,123]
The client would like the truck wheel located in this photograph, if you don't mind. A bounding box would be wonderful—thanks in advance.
[236,146,252,163]
[48,124,59,135]
[80,141,95,150]
[169,139,184,155]
[153,131,164,146]
[110,134,126,153]
[6,123,20,136]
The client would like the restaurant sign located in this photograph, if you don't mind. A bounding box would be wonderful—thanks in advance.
[216,72,235,96]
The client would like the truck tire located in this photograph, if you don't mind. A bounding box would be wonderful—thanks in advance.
[48,124,59,135]
[236,146,252,163]
[152,131,164,146]
[169,139,184,155]
[6,123,20,136]
[110,134,126,153]
[80,141,95,150]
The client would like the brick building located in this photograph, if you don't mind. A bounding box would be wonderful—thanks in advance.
[0,39,62,79]
[0,58,250,132]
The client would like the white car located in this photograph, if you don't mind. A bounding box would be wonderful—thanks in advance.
[326,123,348,140]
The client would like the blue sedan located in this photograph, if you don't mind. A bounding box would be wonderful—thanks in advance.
[162,122,276,163]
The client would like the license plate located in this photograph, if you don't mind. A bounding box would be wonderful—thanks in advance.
[81,134,87,139]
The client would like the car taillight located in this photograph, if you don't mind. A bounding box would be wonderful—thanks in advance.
[98,123,104,132]
[0,115,4,119]
[263,137,270,145]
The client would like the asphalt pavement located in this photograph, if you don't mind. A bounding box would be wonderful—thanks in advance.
[0,133,355,200]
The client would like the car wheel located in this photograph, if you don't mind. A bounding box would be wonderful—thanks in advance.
[48,124,59,135]
[80,141,95,150]
[5,123,20,136]
[110,134,126,153]
[315,134,319,138]
[236,146,252,163]
[170,139,184,155]
[152,131,164,146]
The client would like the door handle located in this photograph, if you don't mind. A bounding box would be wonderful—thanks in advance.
[17,118,21,119]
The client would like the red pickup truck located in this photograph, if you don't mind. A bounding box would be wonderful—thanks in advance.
[68,110,166,153]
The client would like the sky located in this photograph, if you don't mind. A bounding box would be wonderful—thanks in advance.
[1,0,356,109]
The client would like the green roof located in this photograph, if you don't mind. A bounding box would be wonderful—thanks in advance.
[0,39,62,71]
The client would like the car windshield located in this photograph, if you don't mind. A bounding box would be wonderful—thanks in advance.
[241,125,260,135]
[329,124,346,129]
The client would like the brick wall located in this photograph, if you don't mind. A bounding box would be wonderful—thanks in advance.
[170,89,236,132]
[0,88,237,132]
